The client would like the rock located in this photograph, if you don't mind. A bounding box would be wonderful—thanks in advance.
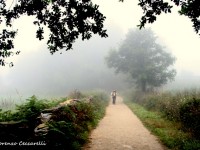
[39,113,52,123]
[34,123,49,136]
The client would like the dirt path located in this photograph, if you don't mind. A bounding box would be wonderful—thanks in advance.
[83,96,166,150]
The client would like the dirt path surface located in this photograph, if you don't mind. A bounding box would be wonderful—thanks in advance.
[83,96,166,150]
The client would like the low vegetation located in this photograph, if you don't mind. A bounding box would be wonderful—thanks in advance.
[0,90,109,150]
[124,89,200,150]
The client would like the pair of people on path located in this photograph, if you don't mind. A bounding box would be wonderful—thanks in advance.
[111,90,117,104]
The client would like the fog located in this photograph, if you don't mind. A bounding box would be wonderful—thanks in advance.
[0,22,128,99]
[1,0,200,100]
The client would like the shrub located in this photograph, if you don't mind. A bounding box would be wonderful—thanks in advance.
[45,102,95,149]
[123,89,200,140]
[0,109,14,121]
[68,90,84,99]
[47,120,79,150]
[10,95,53,135]
[44,91,109,149]
[162,98,182,121]
[0,91,109,149]
[180,98,200,139]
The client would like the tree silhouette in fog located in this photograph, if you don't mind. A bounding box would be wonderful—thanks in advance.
[105,28,176,92]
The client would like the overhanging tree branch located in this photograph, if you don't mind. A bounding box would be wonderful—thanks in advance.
[0,0,108,66]
[120,0,200,34]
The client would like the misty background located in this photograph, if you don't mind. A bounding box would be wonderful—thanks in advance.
[1,0,200,101]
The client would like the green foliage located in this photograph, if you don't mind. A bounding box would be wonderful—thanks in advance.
[44,91,109,149]
[105,28,176,92]
[0,91,109,149]
[143,92,182,121]
[125,101,200,150]
[14,95,49,121]
[0,96,53,144]
[47,97,68,107]
[124,89,200,142]
[1,0,200,67]
[46,103,94,149]
[86,90,109,121]
[68,90,85,99]
[47,120,78,149]
[137,0,200,37]
[0,95,50,122]
[0,95,67,143]
[0,110,13,122]
[180,98,200,139]
[0,0,107,66]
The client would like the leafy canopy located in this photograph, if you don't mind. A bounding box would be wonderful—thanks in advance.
[120,0,200,34]
[105,28,176,92]
[1,0,200,66]
[0,0,107,66]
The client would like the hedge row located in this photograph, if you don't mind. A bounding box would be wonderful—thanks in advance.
[0,90,109,150]
[126,90,200,139]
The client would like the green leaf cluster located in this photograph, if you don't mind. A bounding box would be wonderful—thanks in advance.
[0,90,109,149]
[137,0,200,36]
[180,98,200,139]
[0,0,108,66]
[126,101,200,150]
[125,89,200,141]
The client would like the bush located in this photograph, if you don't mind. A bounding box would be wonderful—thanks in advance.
[68,90,84,99]
[123,89,200,140]
[0,96,67,142]
[0,109,14,122]
[45,102,95,150]
[180,98,200,139]
[0,91,109,149]
[43,90,109,149]
[161,97,182,121]
[15,96,49,118]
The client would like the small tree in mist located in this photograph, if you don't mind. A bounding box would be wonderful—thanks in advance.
[105,28,176,92]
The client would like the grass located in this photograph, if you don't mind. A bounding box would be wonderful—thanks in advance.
[0,98,18,111]
[125,101,200,150]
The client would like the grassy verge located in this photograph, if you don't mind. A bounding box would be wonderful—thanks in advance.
[125,101,200,150]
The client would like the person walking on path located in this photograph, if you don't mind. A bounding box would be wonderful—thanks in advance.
[83,96,166,150]
[111,90,117,104]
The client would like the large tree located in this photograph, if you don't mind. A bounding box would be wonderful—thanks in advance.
[105,28,176,92]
